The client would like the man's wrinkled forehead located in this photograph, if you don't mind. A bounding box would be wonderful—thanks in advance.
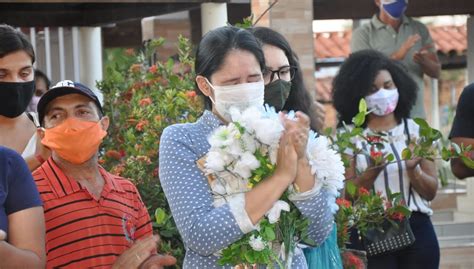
[45,94,98,115]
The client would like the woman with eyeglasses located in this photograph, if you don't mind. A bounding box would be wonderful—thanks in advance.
[251,27,342,269]
[251,27,326,132]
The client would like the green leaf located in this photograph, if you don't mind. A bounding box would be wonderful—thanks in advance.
[413,118,430,129]
[359,99,368,114]
[244,251,256,263]
[155,208,167,225]
[386,153,395,162]
[166,58,175,70]
[160,229,175,238]
[351,127,364,136]
[352,112,366,127]
[401,148,412,160]
[324,127,333,137]
[346,180,357,198]
[263,226,276,241]
[394,205,412,217]
[460,155,474,169]
[169,75,180,86]
[441,147,451,161]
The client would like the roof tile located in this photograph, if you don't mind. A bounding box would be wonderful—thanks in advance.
[314,25,467,59]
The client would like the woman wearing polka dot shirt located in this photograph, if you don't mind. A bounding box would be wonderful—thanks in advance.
[159,26,333,268]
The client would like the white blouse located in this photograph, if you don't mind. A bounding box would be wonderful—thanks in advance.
[348,118,433,215]
[21,112,40,158]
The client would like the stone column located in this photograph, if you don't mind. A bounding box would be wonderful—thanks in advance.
[141,11,192,60]
[79,27,103,103]
[467,16,474,84]
[252,0,316,98]
[201,3,228,36]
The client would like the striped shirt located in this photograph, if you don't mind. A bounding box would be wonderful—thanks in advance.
[33,158,153,269]
[347,118,433,215]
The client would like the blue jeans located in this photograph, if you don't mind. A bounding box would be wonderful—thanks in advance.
[348,212,440,269]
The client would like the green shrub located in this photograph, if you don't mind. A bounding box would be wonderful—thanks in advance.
[98,36,203,267]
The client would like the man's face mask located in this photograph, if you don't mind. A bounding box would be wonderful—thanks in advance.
[381,0,408,20]
[0,80,35,118]
[205,78,265,122]
[365,88,399,116]
[264,79,292,111]
[42,117,107,164]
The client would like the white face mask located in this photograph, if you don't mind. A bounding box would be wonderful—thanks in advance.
[205,78,264,122]
[365,88,399,116]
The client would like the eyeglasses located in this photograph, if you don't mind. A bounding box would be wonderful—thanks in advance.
[263,65,297,84]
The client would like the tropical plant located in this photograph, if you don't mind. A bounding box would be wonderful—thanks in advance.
[98,36,203,267]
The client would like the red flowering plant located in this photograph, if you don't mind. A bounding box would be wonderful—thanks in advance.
[327,99,473,268]
[98,36,203,266]
[341,250,366,269]
[335,181,411,249]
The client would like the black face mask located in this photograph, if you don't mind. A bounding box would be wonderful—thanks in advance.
[264,79,292,111]
[0,80,35,118]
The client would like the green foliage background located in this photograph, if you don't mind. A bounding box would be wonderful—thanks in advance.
[98,37,203,267]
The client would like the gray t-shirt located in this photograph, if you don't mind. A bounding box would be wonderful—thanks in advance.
[351,15,435,119]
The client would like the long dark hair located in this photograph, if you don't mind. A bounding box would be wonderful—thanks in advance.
[332,49,417,127]
[250,27,317,130]
[0,24,35,63]
[195,26,265,109]
[34,69,51,89]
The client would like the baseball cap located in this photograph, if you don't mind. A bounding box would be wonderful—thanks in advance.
[37,80,104,125]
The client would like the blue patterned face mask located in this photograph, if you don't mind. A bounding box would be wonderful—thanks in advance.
[382,0,408,20]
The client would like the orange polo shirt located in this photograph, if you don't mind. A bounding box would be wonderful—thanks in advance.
[33,158,153,268]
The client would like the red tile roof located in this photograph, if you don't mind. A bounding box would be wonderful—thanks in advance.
[314,25,467,102]
[315,76,334,102]
[314,25,467,59]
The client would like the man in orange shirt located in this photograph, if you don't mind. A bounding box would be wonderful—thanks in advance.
[33,80,175,269]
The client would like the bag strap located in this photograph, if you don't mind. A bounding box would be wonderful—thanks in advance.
[26,112,40,128]
[403,118,413,206]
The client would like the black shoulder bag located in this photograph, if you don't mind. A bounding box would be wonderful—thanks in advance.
[363,118,416,257]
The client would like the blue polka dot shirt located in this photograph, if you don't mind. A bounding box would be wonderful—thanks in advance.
[159,111,333,268]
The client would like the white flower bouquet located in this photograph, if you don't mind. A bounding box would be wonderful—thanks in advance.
[203,106,345,268]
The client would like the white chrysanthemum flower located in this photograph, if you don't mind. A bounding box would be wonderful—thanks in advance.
[232,152,260,179]
[238,106,263,127]
[249,235,266,251]
[253,118,283,146]
[241,132,257,153]
[205,151,227,172]
[306,132,345,213]
[209,124,241,149]
[266,200,290,224]
[229,106,243,122]
[227,139,244,157]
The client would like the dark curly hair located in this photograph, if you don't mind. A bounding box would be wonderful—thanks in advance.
[250,27,318,130]
[332,49,417,126]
